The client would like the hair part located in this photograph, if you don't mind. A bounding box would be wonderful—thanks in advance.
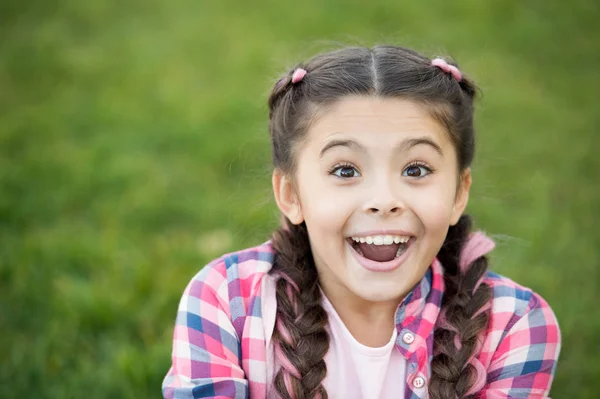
[268,45,491,398]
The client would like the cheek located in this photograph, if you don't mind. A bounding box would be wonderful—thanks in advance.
[408,183,457,232]
[296,171,352,232]
[424,209,454,234]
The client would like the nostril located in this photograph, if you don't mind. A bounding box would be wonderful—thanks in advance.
[368,206,400,213]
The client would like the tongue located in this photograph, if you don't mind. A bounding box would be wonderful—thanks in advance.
[357,243,400,262]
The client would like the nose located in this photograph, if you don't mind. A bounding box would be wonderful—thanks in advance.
[363,180,404,216]
[366,203,401,215]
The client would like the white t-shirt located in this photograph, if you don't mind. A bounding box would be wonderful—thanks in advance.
[262,274,406,398]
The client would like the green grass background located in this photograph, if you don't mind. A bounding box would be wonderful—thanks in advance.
[1,0,598,397]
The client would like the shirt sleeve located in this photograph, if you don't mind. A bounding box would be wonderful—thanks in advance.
[162,265,248,399]
[479,292,561,398]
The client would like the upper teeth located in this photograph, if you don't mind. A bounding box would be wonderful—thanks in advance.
[351,235,410,245]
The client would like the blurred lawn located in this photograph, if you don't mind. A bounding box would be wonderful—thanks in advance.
[1,0,598,397]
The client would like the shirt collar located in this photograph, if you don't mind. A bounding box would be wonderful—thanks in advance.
[395,258,445,327]
[394,258,445,360]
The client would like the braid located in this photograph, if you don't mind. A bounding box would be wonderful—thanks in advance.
[429,215,493,399]
[270,218,330,399]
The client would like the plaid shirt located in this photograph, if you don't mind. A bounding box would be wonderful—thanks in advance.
[162,237,560,398]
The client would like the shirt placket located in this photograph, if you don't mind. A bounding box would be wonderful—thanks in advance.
[395,263,444,399]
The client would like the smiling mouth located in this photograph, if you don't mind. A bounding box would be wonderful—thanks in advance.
[346,235,413,263]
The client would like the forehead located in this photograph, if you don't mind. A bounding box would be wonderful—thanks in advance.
[306,96,451,146]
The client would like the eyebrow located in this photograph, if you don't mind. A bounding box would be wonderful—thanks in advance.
[397,137,444,156]
[319,139,365,158]
[319,136,444,158]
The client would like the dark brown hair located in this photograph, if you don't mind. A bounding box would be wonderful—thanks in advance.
[267,45,492,399]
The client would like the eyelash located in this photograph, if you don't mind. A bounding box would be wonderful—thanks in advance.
[328,161,435,179]
[402,161,435,178]
[328,162,360,179]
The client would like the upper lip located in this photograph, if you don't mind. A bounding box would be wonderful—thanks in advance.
[347,229,415,237]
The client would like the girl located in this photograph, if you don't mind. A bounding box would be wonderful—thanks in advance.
[162,46,561,399]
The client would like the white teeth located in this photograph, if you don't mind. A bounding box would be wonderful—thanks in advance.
[396,246,404,257]
[350,235,411,245]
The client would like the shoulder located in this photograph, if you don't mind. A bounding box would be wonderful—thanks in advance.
[176,241,276,341]
[185,240,275,301]
[163,243,275,396]
[479,271,561,366]
[484,271,558,330]
[179,241,275,332]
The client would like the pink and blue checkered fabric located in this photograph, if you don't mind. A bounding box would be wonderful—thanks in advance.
[162,240,560,398]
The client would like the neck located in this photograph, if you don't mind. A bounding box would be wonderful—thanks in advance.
[318,279,404,347]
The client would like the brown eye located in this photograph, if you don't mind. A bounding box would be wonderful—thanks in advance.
[403,164,431,178]
[332,165,360,179]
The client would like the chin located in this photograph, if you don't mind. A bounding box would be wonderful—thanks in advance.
[348,279,409,303]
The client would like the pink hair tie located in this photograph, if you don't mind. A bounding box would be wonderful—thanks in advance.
[291,68,307,84]
[431,58,462,82]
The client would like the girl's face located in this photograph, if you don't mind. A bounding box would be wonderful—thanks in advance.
[273,96,470,307]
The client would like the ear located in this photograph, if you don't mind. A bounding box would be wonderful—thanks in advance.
[272,169,304,225]
[450,168,471,226]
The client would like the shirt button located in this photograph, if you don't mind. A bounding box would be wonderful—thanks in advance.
[402,332,415,344]
[413,376,426,389]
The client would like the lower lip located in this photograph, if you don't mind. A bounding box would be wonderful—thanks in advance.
[348,238,414,273]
